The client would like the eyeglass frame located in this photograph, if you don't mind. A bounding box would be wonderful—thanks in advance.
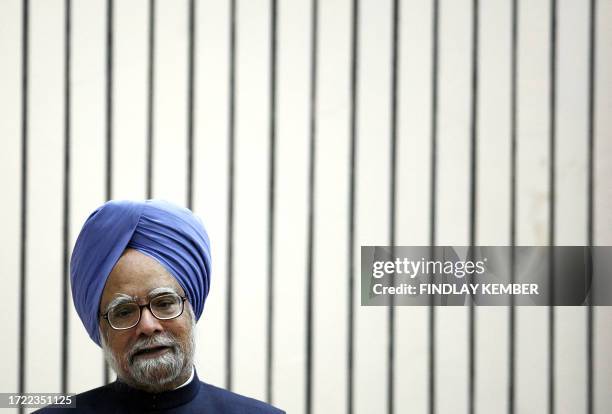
[100,293,188,331]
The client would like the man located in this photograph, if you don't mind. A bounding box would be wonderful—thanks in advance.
[37,199,283,413]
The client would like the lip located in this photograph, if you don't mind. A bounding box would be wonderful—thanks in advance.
[132,346,172,360]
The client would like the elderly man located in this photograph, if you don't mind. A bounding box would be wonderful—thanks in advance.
[37,199,283,413]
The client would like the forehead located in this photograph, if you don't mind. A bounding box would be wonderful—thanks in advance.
[100,249,184,305]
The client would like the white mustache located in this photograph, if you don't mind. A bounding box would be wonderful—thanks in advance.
[129,335,177,362]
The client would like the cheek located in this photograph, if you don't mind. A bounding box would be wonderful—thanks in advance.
[166,320,192,345]
[108,332,132,360]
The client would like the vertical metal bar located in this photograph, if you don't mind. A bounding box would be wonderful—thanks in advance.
[266,0,278,405]
[146,0,155,199]
[429,1,439,413]
[226,0,236,391]
[548,1,557,413]
[61,0,72,395]
[305,0,318,412]
[468,2,479,248]
[347,0,359,412]
[388,0,399,413]
[105,0,114,203]
[104,0,114,384]
[508,1,518,413]
[586,1,596,413]
[186,0,196,210]
[18,0,29,412]
[468,1,479,413]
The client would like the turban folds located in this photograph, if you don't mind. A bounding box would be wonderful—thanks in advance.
[70,199,211,346]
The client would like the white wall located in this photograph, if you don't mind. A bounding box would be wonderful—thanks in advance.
[0,0,611,413]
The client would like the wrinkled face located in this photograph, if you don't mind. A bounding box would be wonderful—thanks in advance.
[99,248,195,392]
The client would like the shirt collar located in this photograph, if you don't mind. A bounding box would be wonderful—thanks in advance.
[113,367,200,411]
[173,366,195,390]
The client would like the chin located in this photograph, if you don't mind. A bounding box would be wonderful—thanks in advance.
[125,352,186,391]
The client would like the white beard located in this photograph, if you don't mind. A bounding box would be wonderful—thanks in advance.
[100,310,196,393]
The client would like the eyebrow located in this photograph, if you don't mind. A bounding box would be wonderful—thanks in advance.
[102,287,179,314]
[147,287,179,298]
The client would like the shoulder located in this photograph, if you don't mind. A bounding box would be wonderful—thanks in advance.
[199,381,285,414]
[34,384,116,413]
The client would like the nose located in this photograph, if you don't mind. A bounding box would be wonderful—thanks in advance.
[134,305,164,337]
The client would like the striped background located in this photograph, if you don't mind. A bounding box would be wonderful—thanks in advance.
[0,0,611,413]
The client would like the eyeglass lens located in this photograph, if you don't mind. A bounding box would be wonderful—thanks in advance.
[108,294,183,329]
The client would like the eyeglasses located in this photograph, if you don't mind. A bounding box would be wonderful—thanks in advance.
[101,293,187,330]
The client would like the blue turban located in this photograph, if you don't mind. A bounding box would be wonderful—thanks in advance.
[70,199,212,346]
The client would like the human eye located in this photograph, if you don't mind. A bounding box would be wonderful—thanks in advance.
[151,293,180,313]
[154,296,176,308]
[112,304,136,319]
